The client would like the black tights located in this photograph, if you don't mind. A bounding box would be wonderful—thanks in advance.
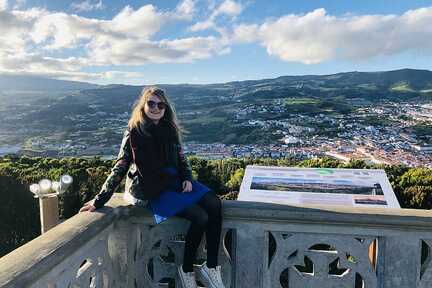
[176,192,222,272]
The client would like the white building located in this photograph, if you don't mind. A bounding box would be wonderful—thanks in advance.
[281,135,301,144]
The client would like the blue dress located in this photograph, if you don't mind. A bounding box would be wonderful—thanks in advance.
[147,167,211,224]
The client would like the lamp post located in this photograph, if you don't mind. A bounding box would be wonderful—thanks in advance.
[29,175,73,234]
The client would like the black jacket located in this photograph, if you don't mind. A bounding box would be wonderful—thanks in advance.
[93,122,192,209]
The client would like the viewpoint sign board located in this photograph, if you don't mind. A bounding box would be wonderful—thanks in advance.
[238,166,400,208]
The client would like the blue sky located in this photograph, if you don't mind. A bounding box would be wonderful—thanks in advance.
[0,0,432,85]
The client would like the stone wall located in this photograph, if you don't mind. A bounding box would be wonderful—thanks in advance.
[1,194,432,287]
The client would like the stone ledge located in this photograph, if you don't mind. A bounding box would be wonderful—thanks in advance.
[0,194,124,287]
[122,195,432,229]
[222,200,432,230]
[125,196,432,230]
[2,193,432,287]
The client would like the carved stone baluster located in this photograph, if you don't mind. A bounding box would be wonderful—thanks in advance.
[219,228,233,288]
[108,219,137,287]
[266,232,378,288]
[419,239,432,288]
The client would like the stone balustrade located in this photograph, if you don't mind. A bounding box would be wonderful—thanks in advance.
[1,193,432,288]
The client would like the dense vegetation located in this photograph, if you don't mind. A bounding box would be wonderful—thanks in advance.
[283,97,353,114]
[1,155,431,258]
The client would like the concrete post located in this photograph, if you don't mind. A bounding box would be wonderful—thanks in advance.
[39,196,59,234]
[382,235,421,288]
[233,224,266,287]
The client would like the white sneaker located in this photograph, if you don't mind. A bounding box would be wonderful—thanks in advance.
[195,262,225,288]
[178,265,198,288]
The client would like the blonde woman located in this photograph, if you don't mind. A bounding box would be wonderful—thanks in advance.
[80,87,225,288]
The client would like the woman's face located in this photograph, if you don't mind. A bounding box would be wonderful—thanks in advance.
[144,95,166,123]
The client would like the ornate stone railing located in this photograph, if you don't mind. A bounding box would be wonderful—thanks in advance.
[1,193,432,288]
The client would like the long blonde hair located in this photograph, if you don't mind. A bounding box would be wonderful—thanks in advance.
[128,86,182,141]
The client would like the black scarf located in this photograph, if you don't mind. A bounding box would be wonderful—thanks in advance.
[139,120,179,164]
[129,120,179,200]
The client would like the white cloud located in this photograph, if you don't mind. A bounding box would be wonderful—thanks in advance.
[233,7,432,64]
[190,19,214,31]
[70,0,104,12]
[189,0,243,32]
[5,1,432,82]
[175,0,195,19]
[110,5,163,39]
[161,36,230,61]
[0,0,27,10]
[0,0,7,10]
[0,50,88,74]
[215,0,242,17]
[0,2,230,81]
[232,23,258,43]
[0,52,97,81]
[13,0,25,9]
[30,11,98,50]
[88,36,229,65]
[0,55,143,82]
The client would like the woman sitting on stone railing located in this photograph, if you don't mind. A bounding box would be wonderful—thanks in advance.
[79,86,225,288]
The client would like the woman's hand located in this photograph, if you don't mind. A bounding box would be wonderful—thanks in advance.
[79,200,96,212]
[182,180,192,193]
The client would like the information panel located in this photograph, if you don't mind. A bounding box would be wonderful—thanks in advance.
[238,165,400,208]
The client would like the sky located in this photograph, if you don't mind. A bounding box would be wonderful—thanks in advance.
[0,0,432,85]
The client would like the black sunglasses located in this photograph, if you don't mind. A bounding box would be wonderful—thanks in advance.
[147,100,167,110]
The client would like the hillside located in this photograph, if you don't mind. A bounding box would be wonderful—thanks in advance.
[0,68,431,147]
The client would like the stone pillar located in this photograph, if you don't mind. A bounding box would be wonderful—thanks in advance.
[39,196,59,234]
[382,235,421,288]
[108,219,137,288]
[233,224,266,287]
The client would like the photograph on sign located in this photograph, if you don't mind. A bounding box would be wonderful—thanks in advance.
[250,177,384,195]
[353,195,387,206]
[238,166,400,208]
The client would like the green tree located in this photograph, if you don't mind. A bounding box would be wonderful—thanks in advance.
[1,154,432,258]
[398,168,432,209]
[298,157,341,168]
[226,168,245,191]
[0,175,40,257]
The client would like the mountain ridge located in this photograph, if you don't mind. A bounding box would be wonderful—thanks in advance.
[1,68,431,91]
